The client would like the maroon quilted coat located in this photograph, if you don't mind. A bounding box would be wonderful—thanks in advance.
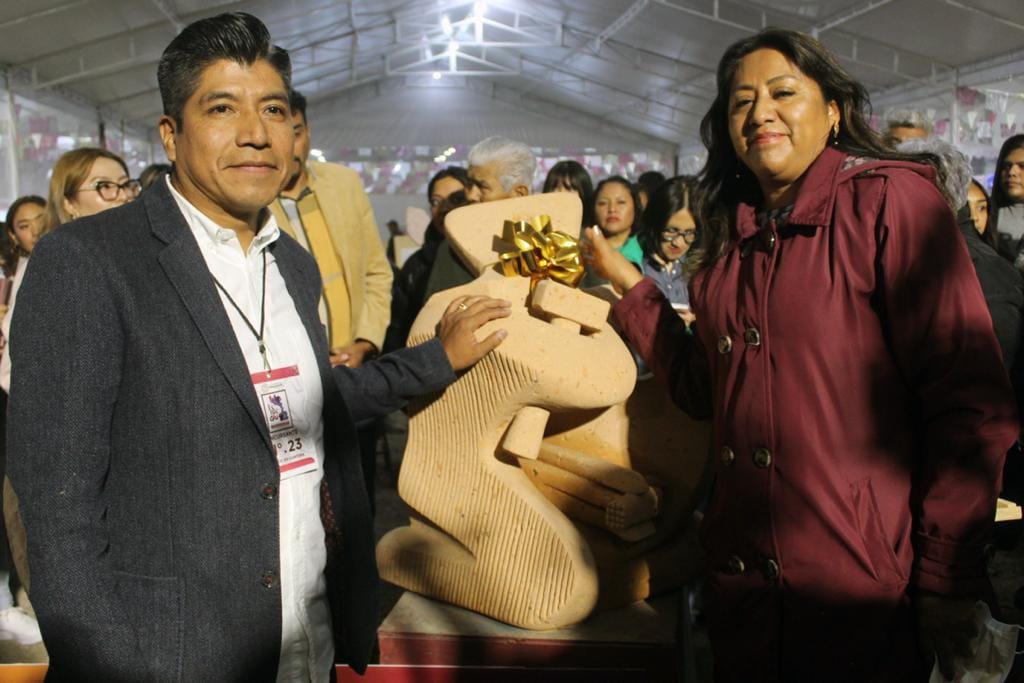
[614,146,1018,682]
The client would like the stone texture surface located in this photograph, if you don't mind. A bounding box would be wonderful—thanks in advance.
[377,194,710,630]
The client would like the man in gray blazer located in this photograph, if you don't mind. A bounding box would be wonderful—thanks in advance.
[6,12,508,682]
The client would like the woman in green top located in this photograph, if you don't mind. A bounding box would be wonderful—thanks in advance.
[593,175,644,268]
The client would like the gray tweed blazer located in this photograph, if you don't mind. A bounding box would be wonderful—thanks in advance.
[6,179,454,681]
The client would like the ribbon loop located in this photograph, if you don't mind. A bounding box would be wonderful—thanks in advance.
[497,215,584,289]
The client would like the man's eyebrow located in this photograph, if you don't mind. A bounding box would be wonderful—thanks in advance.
[262,91,288,104]
[199,90,239,104]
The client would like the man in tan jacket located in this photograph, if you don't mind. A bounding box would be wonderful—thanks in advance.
[270,90,393,509]
[269,90,392,369]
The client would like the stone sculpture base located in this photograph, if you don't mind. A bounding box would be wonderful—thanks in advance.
[377,590,685,681]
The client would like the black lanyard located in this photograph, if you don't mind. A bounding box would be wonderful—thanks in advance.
[212,249,271,373]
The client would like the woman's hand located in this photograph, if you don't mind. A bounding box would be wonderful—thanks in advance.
[580,226,643,295]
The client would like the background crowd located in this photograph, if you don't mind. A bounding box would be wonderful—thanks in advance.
[0,13,1022,681]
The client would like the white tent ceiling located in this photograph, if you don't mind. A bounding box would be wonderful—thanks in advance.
[1,0,1022,156]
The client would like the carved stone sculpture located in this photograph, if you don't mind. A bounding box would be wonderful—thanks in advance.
[377,194,710,630]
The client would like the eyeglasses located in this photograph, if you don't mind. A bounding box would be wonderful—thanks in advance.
[661,228,697,245]
[75,179,142,202]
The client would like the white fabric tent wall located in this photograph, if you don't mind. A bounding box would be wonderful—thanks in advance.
[306,79,680,155]
[307,79,682,244]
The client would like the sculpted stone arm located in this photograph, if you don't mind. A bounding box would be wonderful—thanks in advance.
[6,232,146,678]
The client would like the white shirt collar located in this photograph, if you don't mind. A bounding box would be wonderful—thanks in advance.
[165,174,280,253]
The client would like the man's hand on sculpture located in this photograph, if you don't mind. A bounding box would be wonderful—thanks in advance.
[580,226,644,295]
[437,295,511,371]
[330,340,376,368]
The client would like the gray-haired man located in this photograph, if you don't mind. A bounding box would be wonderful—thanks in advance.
[423,136,537,299]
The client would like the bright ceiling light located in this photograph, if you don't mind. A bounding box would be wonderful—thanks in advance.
[393,163,403,174]
[441,14,453,36]
[432,71,442,80]
[310,148,323,157]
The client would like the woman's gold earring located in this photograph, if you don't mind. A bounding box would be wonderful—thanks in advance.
[830,122,840,145]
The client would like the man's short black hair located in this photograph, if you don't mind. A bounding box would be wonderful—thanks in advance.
[427,166,470,202]
[157,12,291,125]
[289,89,308,121]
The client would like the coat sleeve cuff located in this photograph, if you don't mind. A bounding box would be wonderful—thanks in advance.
[911,531,992,596]
[611,278,661,350]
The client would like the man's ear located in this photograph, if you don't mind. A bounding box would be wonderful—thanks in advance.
[512,184,530,197]
[158,115,178,163]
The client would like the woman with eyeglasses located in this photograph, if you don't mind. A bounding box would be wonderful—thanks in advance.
[636,176,698,324]
[46,147,139,228]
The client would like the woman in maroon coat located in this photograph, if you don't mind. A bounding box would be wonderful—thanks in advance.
[585,29,1018,682]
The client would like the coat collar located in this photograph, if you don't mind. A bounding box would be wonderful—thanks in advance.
[144,178,275,451]
[735,146,847,240]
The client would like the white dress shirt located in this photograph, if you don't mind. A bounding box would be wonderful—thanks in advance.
[168,177,334,682]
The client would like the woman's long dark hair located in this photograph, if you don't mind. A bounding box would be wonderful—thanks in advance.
[593,176,643,237]
[688,28,948,277]
[637,175,698,257]
[544,160,596,228]
[990,134,1024,236]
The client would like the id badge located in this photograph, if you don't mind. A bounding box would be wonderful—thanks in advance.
[253,366,319,480]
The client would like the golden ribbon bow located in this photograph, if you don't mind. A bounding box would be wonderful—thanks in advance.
[497,215,585,289]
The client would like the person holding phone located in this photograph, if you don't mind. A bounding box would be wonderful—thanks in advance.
[637,176,699,325]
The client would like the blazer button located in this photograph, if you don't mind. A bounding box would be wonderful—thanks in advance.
[261,571,278,589]
[721,446,736,466]
[260,483,278,500]
[726,555,746,574]
[753,447,772,468]
[717,335,733,353]
[743,328,761,347]
[763,558,780,581]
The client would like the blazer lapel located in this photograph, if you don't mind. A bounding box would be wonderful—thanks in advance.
[145,181,273,452]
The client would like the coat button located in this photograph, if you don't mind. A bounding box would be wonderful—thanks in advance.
[717,335,732,353]
[743,328,761,346]
[261,571,278,589]
[764,558,780,581]
[727,555,746,574]
[753,447,772,468]
[260,483,278,500]
[721,446,736,466]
